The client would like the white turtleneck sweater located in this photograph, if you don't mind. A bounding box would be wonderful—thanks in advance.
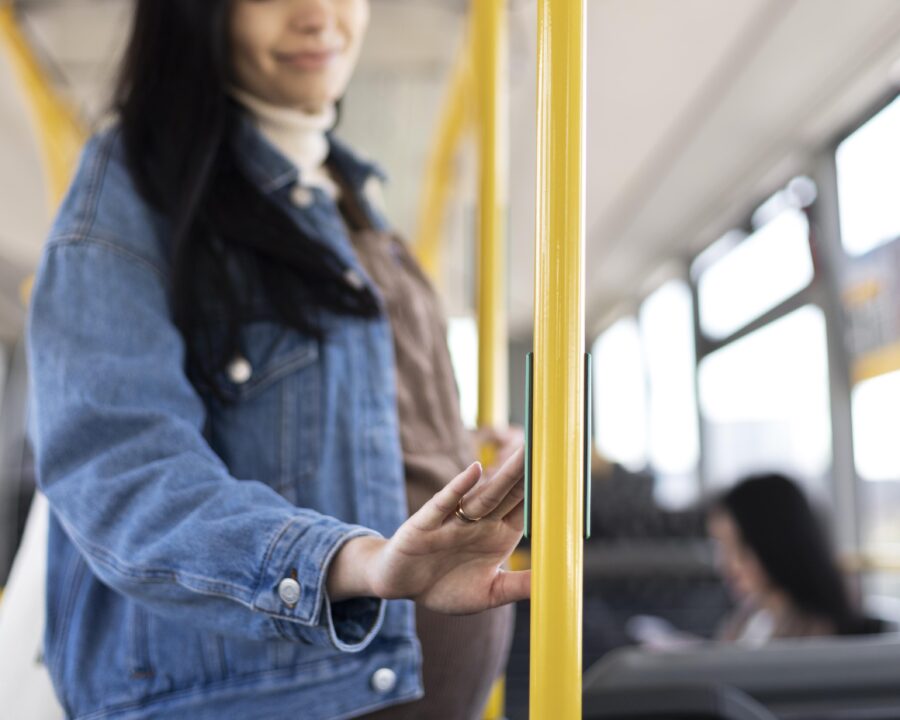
[231,88,340,199]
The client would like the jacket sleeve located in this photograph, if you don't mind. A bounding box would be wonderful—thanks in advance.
[27,237,385,652]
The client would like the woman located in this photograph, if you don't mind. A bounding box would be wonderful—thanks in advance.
[27,1,527,718]
[708,474,867,645]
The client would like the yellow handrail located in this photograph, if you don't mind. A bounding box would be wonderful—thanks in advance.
[0,3,86,307]
[530,0,586,717]
[0,4,84,209]
[474,3,510,718]
[474,0,509,444]
[412,33,474,281]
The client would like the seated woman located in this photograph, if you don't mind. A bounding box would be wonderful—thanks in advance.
[708,473,871,645]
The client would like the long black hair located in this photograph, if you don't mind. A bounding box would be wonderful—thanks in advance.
[114,1,379,396]
[711,474,869,635]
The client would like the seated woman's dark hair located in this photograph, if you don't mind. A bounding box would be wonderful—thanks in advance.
[711,474,873,636]
[114,1,380,397]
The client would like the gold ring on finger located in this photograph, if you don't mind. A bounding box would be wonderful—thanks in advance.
[455,498,483,523]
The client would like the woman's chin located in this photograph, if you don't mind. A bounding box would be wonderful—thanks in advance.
[273,79,343,110]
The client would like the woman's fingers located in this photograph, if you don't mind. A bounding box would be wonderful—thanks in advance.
[409,447,524,532]
[489,569,531,607]
[487,477,525,520]
[413,461,483,531]
[458,446,524,520]
[503,499,525,533]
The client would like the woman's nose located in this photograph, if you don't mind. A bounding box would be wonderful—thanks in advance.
[287,0,334,36]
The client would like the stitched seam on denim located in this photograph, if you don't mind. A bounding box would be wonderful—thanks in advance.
[236,343,317,400]
[51,554,87,701]
[72,134,114,242]
[250,513,301,608]
[304,360,320,475]
[258,524,383,634]
[46,235,168,283]
[239,137,296,193]
[73,640,414,720]
[279,370,290,496]
[326,690,425,720]
[250,519,374,627]
[314,527,380,630]
[326,593,385,652]
[215,635,227,679]
[272,617,292,642]
[56,514,256,603]
[359,326,376,525]
[43,543,73,685]
[77,689,425,720]
[261,169,297,193]
[60,515,249,591]
[75,640,416,720]
[129,605,151,675]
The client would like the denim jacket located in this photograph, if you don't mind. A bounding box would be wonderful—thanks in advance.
[26,119,423,719]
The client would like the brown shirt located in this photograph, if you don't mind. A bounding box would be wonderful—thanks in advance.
[338,193,514,720]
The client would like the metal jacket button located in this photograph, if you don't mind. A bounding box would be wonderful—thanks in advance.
[370,668,397,694]
[343,269,365,290]
[290,185,314,208]
[226,356,252,384]
[277,578,301,607]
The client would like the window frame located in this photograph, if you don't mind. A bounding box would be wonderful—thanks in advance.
[585,90,900,561]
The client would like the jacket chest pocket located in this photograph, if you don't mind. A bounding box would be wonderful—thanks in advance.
[204,322,321,505]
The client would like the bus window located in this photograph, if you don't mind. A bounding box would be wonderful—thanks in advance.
[446,316,479,429]
[837,94,900,257]
[592,317,648,472]
[697,208,813,340]
[698,305,832,496]
[639,280,700,508]
[853,370,900,553]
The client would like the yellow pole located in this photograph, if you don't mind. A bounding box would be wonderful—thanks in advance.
[530,0,585,716]
[412,35,474,281]
[0,4,84,208]
[473,2,509,718]
[0,3,86,307]
[0,0,84,605]
[475,0,509,442]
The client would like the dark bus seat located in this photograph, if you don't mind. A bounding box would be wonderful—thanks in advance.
[584,634,900,720]
[584,684,776,720]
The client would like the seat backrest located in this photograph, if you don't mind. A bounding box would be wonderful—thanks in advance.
[585,636,900,720]
[584,684,777,720]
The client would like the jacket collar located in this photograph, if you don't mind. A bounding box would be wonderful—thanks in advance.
[232,109,387,197]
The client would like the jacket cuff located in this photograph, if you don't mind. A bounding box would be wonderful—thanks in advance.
[252,512,386,650]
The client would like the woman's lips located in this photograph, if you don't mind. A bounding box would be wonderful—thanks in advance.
[275,49,339,71]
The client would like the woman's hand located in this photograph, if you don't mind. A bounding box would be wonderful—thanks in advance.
[327,448,529,614]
